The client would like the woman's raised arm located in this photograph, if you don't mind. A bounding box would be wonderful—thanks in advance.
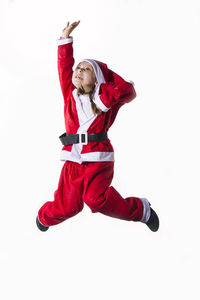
[57,21,80,102]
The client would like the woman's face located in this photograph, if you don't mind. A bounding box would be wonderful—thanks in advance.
[72,61,97,93]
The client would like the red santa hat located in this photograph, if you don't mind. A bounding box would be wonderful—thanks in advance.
[79,58,135,87]
[78,58,123,84]
[77,58,135,112]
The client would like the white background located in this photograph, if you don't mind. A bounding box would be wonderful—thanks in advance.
[1,0,200,299]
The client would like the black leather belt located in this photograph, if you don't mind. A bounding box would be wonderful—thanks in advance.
[59,132,108,146]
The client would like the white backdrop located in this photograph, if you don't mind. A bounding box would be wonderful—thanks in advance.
[1,0,200,299]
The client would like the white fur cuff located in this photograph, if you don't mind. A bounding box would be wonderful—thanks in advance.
[140,198,151,223]
[57,37,73,46]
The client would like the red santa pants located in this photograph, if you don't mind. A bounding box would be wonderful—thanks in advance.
[38,160,144,226]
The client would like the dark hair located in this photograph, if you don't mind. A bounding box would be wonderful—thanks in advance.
[77,85,102,116]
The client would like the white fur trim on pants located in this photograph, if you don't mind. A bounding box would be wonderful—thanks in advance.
[140,198,151,223]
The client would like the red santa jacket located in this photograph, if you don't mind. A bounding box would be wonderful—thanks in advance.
[57,37,136,164]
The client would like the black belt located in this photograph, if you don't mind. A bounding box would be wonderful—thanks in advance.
[59,132,108,146]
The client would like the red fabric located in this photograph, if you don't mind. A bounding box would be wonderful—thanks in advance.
[38,41,142,227]
[57,41,137,156]
[38,161,143,226]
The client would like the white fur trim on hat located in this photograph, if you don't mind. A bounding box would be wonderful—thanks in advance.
[78,59,106,85]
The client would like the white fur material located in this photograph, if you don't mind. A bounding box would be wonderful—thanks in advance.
[57,37,73,46]
[79,94,94,119]
[93,84,110,112]
[60,150,114,164]
[140,198,151,223]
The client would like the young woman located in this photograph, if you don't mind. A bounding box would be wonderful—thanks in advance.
[36,21,159,232]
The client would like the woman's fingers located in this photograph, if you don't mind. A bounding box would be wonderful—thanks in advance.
[70,20,80,27]
[64,20,80,27]
[73,20,80,25]
[62,20,80,34]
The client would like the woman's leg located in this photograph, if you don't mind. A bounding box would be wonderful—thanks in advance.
[82,161,150,222]
[38,161,85,227]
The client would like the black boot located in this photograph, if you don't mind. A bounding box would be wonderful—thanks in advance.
[36,216,49,232]
[146,208,159,232]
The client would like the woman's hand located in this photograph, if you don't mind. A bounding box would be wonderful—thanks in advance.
[61,20,80,38]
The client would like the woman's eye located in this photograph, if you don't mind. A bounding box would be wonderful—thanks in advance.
[76,66,90,72]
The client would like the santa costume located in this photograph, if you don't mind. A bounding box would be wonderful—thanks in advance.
[36,36,159,232]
